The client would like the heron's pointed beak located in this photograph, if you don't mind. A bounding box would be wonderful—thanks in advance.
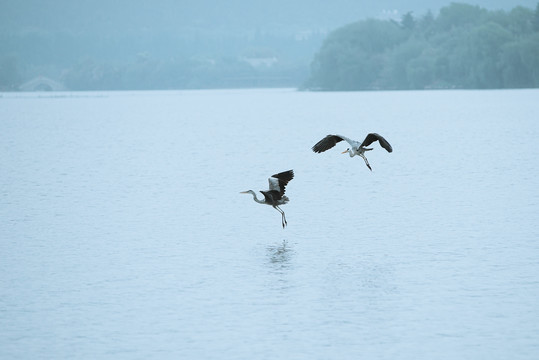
[240,191,248,194]
[341,149,348,154]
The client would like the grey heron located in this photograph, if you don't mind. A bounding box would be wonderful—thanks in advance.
[240,170,294,228]
[312,133,393,170]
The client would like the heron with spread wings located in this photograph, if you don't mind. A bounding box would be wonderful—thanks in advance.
[240,170,294,228]
[312,133,393,170]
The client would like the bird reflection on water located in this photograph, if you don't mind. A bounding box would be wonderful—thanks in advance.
[267,239,293,269]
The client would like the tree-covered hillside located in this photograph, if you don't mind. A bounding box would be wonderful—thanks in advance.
[306,2,539,90]
[2,1,538,91]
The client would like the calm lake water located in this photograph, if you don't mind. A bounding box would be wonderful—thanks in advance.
[1,88,538,359]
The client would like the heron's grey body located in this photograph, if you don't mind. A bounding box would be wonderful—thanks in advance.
[312,133,392,170]
[241,170,294,228]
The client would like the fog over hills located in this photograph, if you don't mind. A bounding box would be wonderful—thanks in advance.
[1,0,537,90]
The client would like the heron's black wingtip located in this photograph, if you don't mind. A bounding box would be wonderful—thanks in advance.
[311,142,327,153]
[272,169,294,182]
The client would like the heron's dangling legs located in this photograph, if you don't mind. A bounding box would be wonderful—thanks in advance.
[360,153,372,171]
[274,205,287,228]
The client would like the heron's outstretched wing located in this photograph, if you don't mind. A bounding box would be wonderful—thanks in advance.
[361,133,393,152]
[268,170,294,197]
[312,134,357,153]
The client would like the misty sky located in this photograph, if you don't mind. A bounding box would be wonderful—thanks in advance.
[2,0,538,35]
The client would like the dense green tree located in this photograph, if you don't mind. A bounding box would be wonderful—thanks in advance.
[507,6,535,35]
[467,22,512,88]
[434,3,486,31]
[418,10,435,38]
[518,33,539,84]
[307,2,539,90]
[501,40,535,88]
[401,12,416,30]
[309,19,407,90]
[383,38,426,89]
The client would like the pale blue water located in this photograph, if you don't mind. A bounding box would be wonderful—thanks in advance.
[1,89,538,359]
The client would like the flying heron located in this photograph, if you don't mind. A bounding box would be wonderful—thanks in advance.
[312,133,393,170]
[240,170,294,228]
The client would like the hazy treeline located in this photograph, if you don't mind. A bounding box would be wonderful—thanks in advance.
[0,35,312,91]
[2,1,539,91]
[306,2,539,90]
[56,54,307,91]
[0,0,325,91]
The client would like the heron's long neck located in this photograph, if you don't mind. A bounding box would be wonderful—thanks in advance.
[247,190,266,204]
